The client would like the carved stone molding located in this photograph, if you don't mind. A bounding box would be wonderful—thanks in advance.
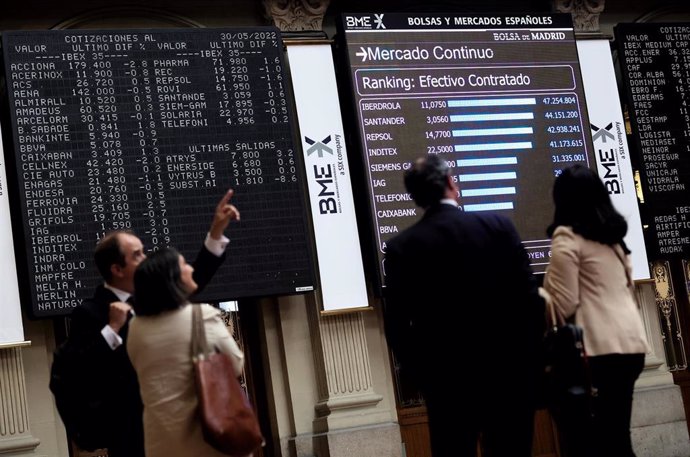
[552,0,605,33]
[319,313,376,398]
[307,307,384,431]
[263,0,330,32]
[0,348,40,455]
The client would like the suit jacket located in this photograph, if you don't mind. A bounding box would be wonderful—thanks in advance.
[383,204,544,393]
[67,245,225,456]
[543,226,648,356]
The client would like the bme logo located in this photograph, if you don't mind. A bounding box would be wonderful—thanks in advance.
[590,123,615,143]
[305,134,338,214]
[305,135,333,158]
[313,163,337,214]
[346,16,371,28]
[591,121,621,195]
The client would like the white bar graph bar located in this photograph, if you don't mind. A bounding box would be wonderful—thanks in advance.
[459,172,517,182]
[464,202,514,212]
[455,142,532,152]
[450,112,534,122]
[461,187,516,197]
[448,98,536,107]
[457,157,518,167]
[452,127,533,137]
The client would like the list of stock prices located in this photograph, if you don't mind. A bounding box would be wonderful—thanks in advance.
[616,23,690,258]
[340,13,593,282]
[3,29,314,317]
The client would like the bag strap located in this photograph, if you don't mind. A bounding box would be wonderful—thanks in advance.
[612,244,633,288]
[191,305,210,360]
[547,295,557,330]
[540,287,563,330]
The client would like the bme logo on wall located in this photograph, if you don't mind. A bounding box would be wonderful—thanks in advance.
[305,135,333,157]
[345,14,385,30]
[591,121,624,195]
[304,134,347,215]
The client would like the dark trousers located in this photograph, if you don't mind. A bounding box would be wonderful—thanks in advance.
[589,353,645,457]
[108,443,145,457]
[106,404,145,457]
[107,433,145,457]
[424,386,535,457]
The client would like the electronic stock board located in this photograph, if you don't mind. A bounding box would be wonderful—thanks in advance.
[616,23,690,258]
[338,12,594,285]
[2,28,315,317]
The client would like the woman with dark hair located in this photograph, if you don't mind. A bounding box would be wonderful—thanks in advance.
[543,164,648,457]
[127,248,244,457]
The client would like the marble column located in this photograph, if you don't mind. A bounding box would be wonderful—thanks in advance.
[260,3,400,454]
[270,294,401,457]
[309,309,385,431]
[629,281,690,456]
[0,347,40,455]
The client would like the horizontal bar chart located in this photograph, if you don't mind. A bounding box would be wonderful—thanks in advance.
[459,172,517,182]
[455,142,532,152]
[448,98,537,107]
[456,157,518,167]
[461,187,516,197]
[464,202,515,212]
[452,127,533,137]
[450,112,534,122]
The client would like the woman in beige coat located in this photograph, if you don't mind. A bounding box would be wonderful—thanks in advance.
[544,165,649,457]
[127,248,244,457]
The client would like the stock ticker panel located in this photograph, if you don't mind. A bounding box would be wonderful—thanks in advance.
[616,23,690,258]
[339,12,594,282]
[3,29,314,317]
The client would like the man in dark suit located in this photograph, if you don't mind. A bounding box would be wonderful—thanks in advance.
[67,189,240,457]
[383,155,544,457]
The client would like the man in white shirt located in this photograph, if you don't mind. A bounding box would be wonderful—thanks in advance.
[67,189,240,457]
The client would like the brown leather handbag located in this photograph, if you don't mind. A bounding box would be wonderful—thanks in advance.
[191,305,264,456]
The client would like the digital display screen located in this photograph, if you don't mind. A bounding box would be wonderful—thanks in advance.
[2,28,315,317]
[616,23,690,258]
[338,12,594,285]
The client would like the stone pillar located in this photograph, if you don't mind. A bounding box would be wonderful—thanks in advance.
[552,0,605,33]
[0,347,40,456]
[268,294,401,457]
[631,281,690,456]
[259,4,400,453]
[636,284,674,385]
[262,0,330,32]
[310,311,383,428]
[309,303,399,457]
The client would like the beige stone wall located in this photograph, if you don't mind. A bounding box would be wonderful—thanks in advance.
[20,320,68,457]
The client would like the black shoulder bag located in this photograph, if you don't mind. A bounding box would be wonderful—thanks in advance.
[543,295,593,456]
